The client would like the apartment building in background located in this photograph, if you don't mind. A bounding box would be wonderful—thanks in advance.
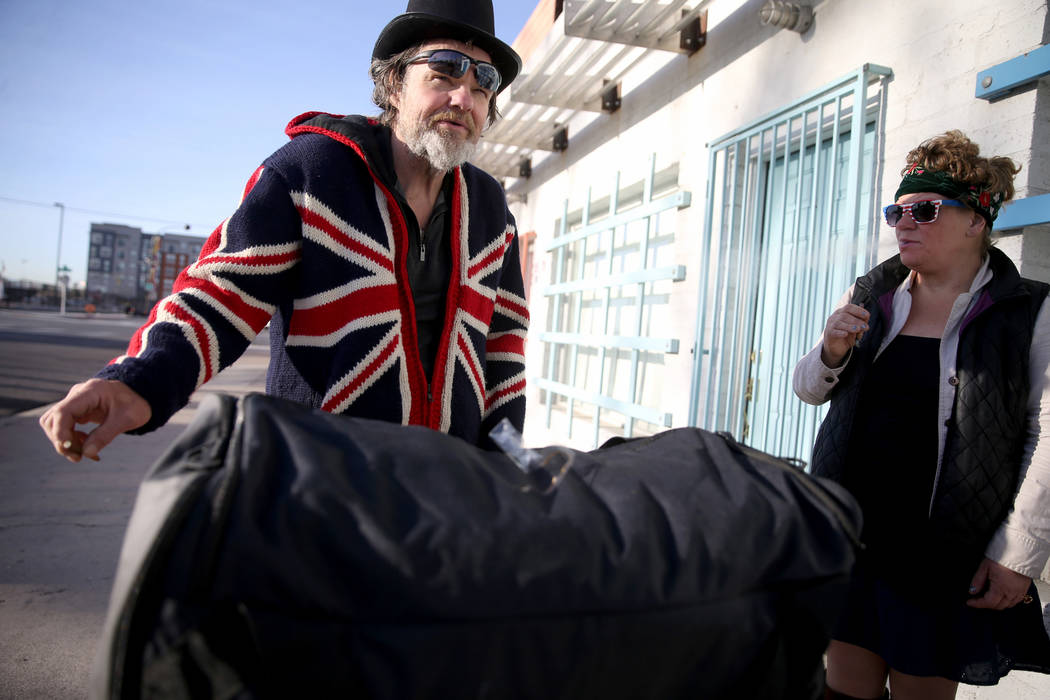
[151,232,207,304]
[85,223,205,312]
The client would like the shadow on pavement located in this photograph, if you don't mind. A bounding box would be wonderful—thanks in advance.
[0,337,125,417]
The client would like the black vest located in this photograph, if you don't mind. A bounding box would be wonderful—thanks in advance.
[810,247,1048,553]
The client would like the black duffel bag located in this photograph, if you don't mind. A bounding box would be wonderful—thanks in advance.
[92,393,861,700]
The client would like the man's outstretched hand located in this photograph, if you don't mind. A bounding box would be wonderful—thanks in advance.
[39,379,151,462]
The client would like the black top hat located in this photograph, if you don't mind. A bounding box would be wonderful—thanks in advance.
[373,0,522,93]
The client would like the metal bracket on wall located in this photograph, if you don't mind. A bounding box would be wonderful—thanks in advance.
[975,43,1050,101]
[601,82,621,113]
[679,9,707,54]
[996,193,1050,231]
[552,127,569,152]
[973,43,1050,233]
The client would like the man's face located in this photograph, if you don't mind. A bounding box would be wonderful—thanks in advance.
[392,40,495,172]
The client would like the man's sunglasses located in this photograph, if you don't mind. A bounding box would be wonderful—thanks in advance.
[883,199,967,227]
[407,49,501,94]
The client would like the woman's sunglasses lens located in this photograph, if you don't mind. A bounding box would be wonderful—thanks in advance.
[911,201,938,222]
[884,201,942,226]
[885,205,903,226]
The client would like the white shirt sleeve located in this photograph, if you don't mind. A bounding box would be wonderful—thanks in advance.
[984,296,1050,579]
[792,287,853,405]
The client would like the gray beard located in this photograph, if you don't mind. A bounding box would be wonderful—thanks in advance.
[404,123,478,172]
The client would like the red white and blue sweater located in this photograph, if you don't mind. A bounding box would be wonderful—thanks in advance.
[98,113,529,446]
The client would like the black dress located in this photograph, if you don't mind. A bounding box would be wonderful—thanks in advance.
[836,334,1050,684]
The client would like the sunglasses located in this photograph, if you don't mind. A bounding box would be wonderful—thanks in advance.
[407,49,501,94]
[883,199,967,227]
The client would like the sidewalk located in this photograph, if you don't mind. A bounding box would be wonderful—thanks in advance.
[2,332,1049,698]
[0,336,268,699]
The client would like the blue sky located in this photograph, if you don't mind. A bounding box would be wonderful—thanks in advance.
[0,0,539,285]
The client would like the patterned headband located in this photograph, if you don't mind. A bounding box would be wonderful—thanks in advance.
[894,163,1004,229]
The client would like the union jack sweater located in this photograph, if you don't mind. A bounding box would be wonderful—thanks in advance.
[98,113,529,446]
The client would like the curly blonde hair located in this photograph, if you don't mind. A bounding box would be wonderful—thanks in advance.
[901,131,1021,249]
[903,130,1021,203]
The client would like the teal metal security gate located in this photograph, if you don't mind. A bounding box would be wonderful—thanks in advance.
[689,65,892,464]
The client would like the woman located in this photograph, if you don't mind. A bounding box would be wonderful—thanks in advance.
[793,131,1050,699]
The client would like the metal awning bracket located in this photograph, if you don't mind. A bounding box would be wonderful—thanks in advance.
[679,9,707,54]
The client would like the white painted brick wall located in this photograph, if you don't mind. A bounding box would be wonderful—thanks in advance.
[513,3,1050,691]
[515,0,1048,445]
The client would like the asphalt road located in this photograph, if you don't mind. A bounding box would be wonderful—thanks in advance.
[2,309,1049,699]
[0,309,269,698]
[0,309,146,416]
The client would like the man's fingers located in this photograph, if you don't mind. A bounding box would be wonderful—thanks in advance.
[38,379,151,463]
[58,431,100,462]
[41,382,101,440]
[40,406,81,461]
[79,386,152,460]
[80,420,131,461]
[46,423,96,463]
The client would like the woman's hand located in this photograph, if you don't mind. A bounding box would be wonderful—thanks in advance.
[820,303,870,368]
[966,558,1033,610]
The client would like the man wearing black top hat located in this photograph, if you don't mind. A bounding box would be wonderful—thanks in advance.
[41,0,530,459]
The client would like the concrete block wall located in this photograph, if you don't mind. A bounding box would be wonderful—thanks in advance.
[513,0,1048,448]
[507,5,1050,693]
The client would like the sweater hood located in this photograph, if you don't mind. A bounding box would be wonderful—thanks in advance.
[285,112,399,189]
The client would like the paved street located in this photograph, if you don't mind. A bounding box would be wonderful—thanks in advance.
[1,309,1049,698]
[0,309,268,699]
[0,310,147,416]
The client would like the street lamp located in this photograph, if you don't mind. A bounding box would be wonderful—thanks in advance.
[54,202,65,287]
